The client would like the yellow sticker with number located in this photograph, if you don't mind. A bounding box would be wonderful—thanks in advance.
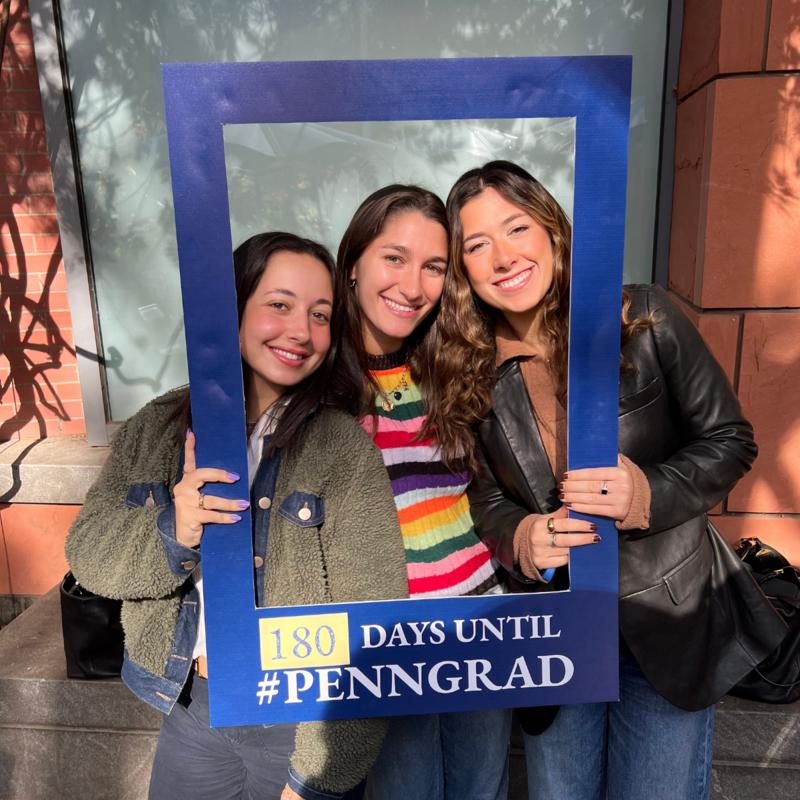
[259,613,350,670]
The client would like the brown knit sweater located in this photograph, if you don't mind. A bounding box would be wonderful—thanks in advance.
[495,319,651,581]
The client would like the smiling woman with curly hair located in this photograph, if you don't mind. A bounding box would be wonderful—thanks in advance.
[336,183,512,800]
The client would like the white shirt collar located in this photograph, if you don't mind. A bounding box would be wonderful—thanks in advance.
[247,405,282,488]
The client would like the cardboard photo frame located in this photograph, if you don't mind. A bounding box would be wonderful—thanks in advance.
[162,55,631,727]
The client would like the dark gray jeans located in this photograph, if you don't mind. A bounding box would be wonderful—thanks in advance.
[148,673,298,800]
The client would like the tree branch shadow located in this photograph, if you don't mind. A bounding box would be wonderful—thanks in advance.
[0,214,75,443]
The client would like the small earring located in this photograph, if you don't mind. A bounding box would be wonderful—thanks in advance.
[349,279,356,289]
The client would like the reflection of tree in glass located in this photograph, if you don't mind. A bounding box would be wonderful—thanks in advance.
[57,0,655,417]
[224,118,575,252]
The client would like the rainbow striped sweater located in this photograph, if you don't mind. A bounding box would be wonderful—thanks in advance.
[361,354,499,598]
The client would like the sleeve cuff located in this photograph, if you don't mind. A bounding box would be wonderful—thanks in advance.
[616,455,652,531]
[157,504,201,578]
[513,516,549,583]
[286,767,347,800]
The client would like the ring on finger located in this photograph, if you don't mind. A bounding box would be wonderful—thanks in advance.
[197,493,205,509]
[547,518,556,533]
[550,532,558,548]
[600,480,609,496]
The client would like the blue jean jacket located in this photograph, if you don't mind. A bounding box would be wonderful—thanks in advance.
[121,443,345,800]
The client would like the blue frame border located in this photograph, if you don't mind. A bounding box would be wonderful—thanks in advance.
[162,56,631,726]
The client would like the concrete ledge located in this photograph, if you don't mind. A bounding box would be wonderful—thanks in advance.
[0,586,161,731]
[0,586,159,799]
[0,437,109,504]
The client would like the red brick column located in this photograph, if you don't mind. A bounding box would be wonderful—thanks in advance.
[0,0,85,441]
[1,1,83,605]
[670,0,800,563]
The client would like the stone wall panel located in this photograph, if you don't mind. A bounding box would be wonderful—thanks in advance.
[728,313,800,514]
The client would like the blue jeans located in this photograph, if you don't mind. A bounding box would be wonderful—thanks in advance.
[148,675,299,800]
[523,645,714,800]
[366,708,512,800]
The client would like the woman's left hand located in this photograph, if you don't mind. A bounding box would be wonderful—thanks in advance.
[280,785,302,800]
[559,455,633,522]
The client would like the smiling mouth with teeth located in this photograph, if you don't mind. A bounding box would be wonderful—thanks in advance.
[270,347,306,361]
[382,297,417,313]
[496,269,532,290]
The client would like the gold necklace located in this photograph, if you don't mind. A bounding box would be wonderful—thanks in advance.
[380,367,410,412]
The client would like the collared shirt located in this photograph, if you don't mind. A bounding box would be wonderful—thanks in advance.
[494,318,569,481]
[493,317,651,544]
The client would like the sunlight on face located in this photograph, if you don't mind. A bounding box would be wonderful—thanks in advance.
[239,252,333,408]
[460,188,555,325]
[351,211,448,355]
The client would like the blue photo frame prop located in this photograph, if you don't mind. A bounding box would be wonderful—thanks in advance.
[162,56,631,727]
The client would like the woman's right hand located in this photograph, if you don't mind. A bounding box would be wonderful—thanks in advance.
[174,430,249,549]
[527,507,600,571]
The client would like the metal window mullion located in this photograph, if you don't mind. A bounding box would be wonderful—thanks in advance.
[29,0,109,446]
[652,0,684,287]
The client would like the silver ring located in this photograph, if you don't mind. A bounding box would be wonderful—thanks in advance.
[550,532,558,548]
[600,480,609,496]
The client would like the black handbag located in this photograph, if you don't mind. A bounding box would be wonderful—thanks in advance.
[728,538,800,704]
[59,571,125,679]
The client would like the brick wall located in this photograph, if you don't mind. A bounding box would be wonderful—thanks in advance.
[670,0,800,564]
[1,0,83,612]
[0,0,85,441]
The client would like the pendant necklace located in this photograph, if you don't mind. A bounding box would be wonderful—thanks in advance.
[381,366,410,413]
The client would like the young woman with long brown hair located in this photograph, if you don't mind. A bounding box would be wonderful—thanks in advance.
[445,161,784,800]
[67,232,409,800]
[336,185,512,800]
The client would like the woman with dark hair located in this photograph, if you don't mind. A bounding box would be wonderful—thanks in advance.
[336,185,511,800]
[66,232,409,800]
[445,161,785,800]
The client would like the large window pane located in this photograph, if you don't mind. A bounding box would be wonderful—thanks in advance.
[58,0,669,419]
[224,118,575,253]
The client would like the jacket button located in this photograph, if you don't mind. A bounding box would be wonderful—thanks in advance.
[145,497,155,507]
[258,497,271,510]
[298,507,312,521]
[181,560,197,570]
[253,556,264,568]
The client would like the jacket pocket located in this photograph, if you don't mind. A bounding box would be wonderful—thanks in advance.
[277,491,325,527]
[619,376,664,418]
[663,540,712,605]
[125,482,171,509]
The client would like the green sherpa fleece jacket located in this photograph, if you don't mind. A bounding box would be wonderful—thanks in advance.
[66,390,409,793]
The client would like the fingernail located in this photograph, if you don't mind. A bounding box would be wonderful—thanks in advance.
[592,534,602,543]
[589,523,598,531]
[186,428,192,440]
[558,482,565,490]
[563,502,573,509]
[563,472,570,480]
[237,500,250,509]
[228,473,240,481]
[231,514,242,522]
[558,493,565,501]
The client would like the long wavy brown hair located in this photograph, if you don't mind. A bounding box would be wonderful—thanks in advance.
[337,185,493,472]
[446,160,654,406]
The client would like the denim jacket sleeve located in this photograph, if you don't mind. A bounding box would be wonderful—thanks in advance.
[156,503,201,579]
[65,419,189,601]
[287,767,346,800]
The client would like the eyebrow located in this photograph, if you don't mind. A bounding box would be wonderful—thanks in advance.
[265,288,332,306]
[463,212,528,245]
[381,244,447,264]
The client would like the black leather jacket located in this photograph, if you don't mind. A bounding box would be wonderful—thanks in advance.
[469,284,786,711]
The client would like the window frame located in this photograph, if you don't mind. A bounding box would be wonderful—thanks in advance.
[30,0,683,445]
